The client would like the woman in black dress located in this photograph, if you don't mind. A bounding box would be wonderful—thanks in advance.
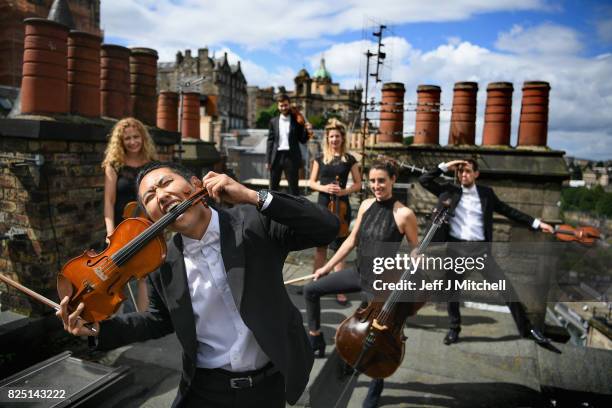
[102,117,158,312]
[303,159,418,408]
[308,119,362,304]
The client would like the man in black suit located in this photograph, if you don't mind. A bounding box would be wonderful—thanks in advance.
[266,94,310,195]
[419,159,554,346]
[58,161,339,408]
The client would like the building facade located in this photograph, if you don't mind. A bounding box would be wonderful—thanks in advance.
[0,0,101,87]
[157,48,248,134]
[246,86,274,128]
[292,58,362,129]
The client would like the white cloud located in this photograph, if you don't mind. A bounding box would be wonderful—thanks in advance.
[101,0,549,51]
[596,18,612,44]
[495,23,583,55]
[314,26,612,159]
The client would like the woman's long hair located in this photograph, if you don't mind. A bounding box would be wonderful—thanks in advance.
[322,118,348,164]
[101,117,158,171]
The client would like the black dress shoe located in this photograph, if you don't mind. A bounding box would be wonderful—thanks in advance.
[309,333,326,358]
[443,328,460,345]
[529,328,551,345]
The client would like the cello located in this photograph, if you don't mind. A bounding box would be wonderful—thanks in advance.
[335,199,452,378]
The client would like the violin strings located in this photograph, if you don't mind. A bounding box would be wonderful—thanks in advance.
[95,194,202,279]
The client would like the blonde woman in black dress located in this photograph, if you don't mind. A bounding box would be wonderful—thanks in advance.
[308,119,362,305]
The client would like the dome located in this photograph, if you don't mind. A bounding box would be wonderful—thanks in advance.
[313,57,332,81]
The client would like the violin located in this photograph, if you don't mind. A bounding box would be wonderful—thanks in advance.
[56,187,209,323]
[335,199,452,378]
[328,175,350,238]
[122,201,143,219]
[290,106,313,139]
[554,224,600,246]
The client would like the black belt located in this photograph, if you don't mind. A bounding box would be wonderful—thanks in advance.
[448,235,485,243]
[195,362,279,390]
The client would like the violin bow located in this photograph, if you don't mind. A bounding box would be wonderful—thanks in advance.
[0,273,96,332]
[284,274,315,285]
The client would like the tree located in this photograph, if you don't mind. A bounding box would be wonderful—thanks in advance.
[255,103,279,129]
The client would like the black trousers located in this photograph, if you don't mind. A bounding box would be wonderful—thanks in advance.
[303,267,362,331]
[445,237,530,336]
[269,151,300,196]
[184,366,285,408]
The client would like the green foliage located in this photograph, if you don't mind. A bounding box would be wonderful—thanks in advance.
[561,185,612,217]
[307,114,326,129]
[255,103,279,129]
[403,136,414,145]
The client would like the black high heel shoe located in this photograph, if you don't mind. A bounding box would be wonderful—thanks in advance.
[309,333,326,358]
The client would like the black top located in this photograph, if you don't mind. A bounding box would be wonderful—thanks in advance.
[113,164,146,227]
[357,197,404,292]
[316,153,357,188]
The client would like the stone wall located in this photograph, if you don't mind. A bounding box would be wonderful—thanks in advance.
[0,118,177,316]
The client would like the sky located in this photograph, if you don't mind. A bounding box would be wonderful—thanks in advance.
[101,0,612,160]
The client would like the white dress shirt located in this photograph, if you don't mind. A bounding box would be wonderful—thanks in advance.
[182,208,269,371]
[438,162,540,240]
[278,114,291,151]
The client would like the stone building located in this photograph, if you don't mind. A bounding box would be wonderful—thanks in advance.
[0,0,101,88]
[157,49,248,140]
[246,86,274,128]
[291,58,362,128]
[246,58,362,130]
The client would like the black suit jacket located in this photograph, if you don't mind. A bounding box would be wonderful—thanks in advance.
[95,193,339,407]
[418,166,535,242]
[266,115,308,166]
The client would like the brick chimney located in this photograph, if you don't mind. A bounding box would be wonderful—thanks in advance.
[414,85,441,145]
[20,18,69,115]
[129,47,158,125]
[181,92,200,139]
[100,44,130,119]
[67,30,101,117]
[482,82,513,146]
[517,81,550,147]
[378,82,405,143]
[157,91,179,132]
[448,82,478,145]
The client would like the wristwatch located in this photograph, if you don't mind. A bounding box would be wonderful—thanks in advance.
[257,189,269,211]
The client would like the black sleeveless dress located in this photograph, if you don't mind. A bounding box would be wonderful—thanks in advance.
[113,164,146,228]
[315,153,357,250]
[357,197,404,293]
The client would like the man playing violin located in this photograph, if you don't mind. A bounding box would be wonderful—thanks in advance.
[57,161,339,408]
[266,93,311,196]
[419,158,554,346]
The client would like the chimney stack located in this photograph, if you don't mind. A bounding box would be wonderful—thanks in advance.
[67,30,101,117]
[181,92,200,139]
[482,82,513,146]
[414,85,441,145]
[448,82,478,145]
[100,44,130,118]
[157,91,179,132]
[518,81,550,147]
[20,18,69,115]
[378,82,405,143]
[129,47,158,125]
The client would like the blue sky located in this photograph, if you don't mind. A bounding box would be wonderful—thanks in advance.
[102,0,612,160]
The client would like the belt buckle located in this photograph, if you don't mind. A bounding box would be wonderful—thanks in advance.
[230,376,253,389]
